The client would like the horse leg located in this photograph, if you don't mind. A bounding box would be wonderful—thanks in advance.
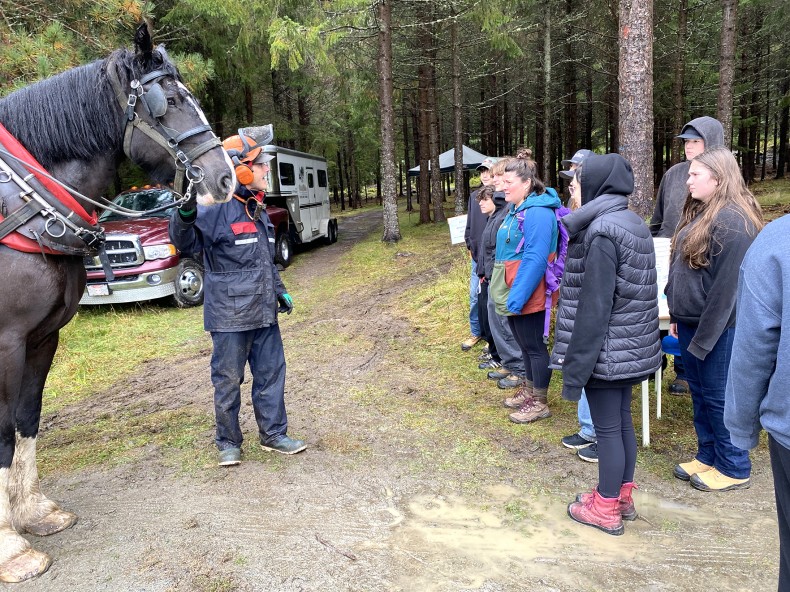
[0,342,51,582]
[11,331,77,537]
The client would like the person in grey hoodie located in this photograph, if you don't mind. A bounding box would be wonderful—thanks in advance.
[666,146,763,492]
[651,116,725,395]
[725,213,790,591]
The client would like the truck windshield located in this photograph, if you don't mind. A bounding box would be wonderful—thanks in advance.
[99,188,175,222]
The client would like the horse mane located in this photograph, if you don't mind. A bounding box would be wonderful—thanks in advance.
[0,46,180,170]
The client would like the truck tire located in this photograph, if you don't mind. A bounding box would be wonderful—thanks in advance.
[275,231,292,267]
[172,258,204,308]
[324,220,337,245]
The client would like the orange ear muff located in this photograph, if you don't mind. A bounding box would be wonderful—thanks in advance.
[228,151,255,185]
[235,163,254,185]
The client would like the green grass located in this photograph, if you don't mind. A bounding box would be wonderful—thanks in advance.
[45,304,208,412]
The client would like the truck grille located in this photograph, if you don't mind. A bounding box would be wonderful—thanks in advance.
[83,234,143,270]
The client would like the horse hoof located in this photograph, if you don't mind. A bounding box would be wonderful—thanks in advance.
[24,509,78,536]
[0,548,52,583]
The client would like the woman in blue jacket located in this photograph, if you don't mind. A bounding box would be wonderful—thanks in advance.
[490,149,561,424]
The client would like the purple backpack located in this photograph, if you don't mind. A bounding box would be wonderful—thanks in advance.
[516,205,571,343]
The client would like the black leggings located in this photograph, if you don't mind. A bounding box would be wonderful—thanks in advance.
[585,384,637,498]
[507,311,551,389]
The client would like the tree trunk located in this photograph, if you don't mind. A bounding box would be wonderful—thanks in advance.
[297,90,310,151]
[377,0,400,242]
[427,25,445,224]
[584,69,593,149]
[336,149,346,211]
[670,0,688,165]
[244,85,254,124]
[417,39,432,223]
[402,92,412,209]
[618,0,654,217]
[451,16,465,216]
[564,0,578,158]
[717,0,738,148]
[776,78,789,179]
[542,5,552,181]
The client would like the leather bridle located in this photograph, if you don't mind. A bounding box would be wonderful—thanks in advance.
[107,61,222,199]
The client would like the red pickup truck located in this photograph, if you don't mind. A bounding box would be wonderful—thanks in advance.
[80,187,290,307]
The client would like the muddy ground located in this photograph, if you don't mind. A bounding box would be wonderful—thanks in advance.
[19,209,778,592]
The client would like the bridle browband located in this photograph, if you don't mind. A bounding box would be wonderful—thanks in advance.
[106,59,222,201]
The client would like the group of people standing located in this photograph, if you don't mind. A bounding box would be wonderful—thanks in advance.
[462,116,770,540]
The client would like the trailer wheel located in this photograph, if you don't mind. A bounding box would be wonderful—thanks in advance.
[275,231,292,267]
[172,259,204,308]
[325,220,337,245]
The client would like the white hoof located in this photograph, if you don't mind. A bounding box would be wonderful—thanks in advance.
[0,548,51,583]
[23,509,78,537]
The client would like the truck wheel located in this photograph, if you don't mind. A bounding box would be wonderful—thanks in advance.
[275,231,292,267]
[172,259,204,308]
[324,220,337,245]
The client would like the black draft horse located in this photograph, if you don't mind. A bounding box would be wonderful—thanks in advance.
[0,26,234,582]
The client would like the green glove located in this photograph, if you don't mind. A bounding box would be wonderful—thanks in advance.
[277,293,293,314]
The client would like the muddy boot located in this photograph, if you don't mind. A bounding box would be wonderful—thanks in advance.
[503,379,533,409]
[576,482,638,521]
[567,489,624,536]
[509,387,551,423]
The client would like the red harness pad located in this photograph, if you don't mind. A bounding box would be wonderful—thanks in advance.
[0,123,96,254]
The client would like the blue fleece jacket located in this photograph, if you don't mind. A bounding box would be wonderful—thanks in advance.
[724,215,789,450]
[495,188,562,314]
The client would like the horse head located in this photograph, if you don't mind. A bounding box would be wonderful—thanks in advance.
[107,24,235,206]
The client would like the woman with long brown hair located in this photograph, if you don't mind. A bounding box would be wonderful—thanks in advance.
[666,146,764,492]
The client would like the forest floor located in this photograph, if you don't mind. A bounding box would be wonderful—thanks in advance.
[20,208,778,592]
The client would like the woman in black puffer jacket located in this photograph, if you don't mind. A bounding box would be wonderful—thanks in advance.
[550,153,661,536]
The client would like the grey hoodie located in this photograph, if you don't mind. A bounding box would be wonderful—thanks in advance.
[649,117,725,238]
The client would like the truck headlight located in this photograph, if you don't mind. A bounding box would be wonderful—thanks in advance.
[143,244,177,260]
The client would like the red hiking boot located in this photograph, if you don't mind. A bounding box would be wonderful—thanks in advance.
[575,482,638,521]
[568,489,624,535]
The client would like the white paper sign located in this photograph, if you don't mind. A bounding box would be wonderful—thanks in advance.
[448,215,468,245]
[653,237,671,320]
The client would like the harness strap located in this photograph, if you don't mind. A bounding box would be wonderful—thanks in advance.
[0,200,44,241]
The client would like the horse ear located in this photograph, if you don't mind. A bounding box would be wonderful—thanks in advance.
[134,23,154,67]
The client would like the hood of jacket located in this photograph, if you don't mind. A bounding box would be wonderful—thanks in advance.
[680,116,725,150]
[493,190,506,212]
[579,154,634,206]
[512,187,562,213]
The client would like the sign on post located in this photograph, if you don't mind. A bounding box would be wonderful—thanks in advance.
[447,215,467,245]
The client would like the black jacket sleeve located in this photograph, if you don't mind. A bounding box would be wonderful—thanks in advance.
[560,235,618,401]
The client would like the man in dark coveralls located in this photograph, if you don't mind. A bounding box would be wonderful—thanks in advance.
[170,125,306,466]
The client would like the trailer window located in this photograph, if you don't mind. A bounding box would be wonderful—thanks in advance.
[279,162,295,186]
[317,170,327,188]
[308,173,314,188]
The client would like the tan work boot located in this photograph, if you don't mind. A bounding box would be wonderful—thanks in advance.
[690,468,750,492]
[503,379,533,409]
[461,335,481,351]
[673,458,714,481]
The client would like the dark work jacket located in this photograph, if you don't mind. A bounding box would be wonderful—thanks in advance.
[169,189,286,332]
[477,191,507,281]
[464,186,489,262]
[665,206,758,360]
[550,154,661,401]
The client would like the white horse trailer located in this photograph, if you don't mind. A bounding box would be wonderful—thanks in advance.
[261,145,338,266]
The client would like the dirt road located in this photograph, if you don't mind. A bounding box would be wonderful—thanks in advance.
[25,209,778,591]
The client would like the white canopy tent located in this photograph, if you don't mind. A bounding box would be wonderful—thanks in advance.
[407,145,489,177]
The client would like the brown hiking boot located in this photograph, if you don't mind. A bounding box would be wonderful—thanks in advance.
[568,489,624,536]
[508,399,551,424]
[503,381,530,408]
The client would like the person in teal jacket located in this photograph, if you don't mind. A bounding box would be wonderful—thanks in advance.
[490,148,561,424]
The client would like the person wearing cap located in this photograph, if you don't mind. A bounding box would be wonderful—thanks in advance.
[557,150,599,463]
[650,116,725,396]
[461,158,497,353]
[169,125,306,466]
